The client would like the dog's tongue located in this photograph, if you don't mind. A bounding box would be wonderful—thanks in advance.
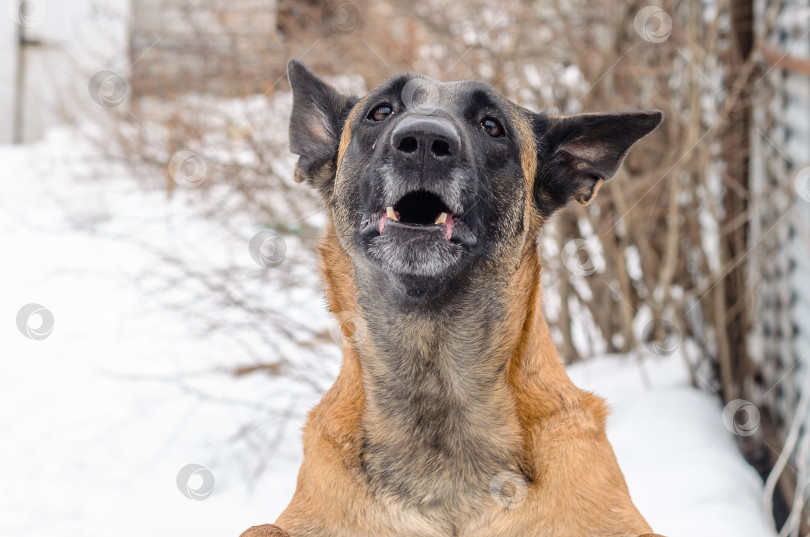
[444,214,454,240]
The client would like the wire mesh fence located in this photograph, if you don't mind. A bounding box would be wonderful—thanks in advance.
[747,0,810,533]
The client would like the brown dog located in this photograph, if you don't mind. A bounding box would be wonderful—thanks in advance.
[241,59,664,537]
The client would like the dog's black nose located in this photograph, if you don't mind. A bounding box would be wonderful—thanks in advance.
[391,116,460,164]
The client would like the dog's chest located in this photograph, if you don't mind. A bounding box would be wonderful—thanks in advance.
[359,363,524,517]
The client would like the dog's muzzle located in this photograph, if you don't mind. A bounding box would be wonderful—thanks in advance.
[359,114,475,246]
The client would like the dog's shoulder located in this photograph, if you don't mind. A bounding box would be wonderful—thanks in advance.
[577,388,611,430]
[522,382,615,468]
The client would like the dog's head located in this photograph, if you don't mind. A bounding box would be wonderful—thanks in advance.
[287,59,661,289]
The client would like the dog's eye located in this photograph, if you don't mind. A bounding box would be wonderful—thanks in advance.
[368,104,393,122]
[481,117,505,138]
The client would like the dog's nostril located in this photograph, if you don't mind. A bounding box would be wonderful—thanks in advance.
[397,136,418,153]
[431,140,451,157]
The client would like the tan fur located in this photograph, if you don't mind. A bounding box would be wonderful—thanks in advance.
[336,96,369,182]
[512,110,538,191]
[579,177,604,205]
[242,104,660,537]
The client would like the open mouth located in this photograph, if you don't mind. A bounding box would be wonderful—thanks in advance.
[391,190,451,226]
[361,190,477,246]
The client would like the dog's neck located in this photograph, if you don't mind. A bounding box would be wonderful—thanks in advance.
[314,223,575,516]
[354,259,525,511]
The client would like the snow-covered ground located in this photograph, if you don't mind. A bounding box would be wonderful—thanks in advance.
[0,128,776,537]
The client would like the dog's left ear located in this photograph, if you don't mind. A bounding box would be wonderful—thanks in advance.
[287,59,358,196]
[533,110,663,213]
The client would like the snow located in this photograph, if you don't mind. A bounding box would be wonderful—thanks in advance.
[568,356,775,537]
[0,127,776,537]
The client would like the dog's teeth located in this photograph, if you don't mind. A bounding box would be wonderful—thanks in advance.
[386,207,399,221]
[434,212,448,225]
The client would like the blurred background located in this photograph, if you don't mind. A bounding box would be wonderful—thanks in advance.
[1,0,810,536]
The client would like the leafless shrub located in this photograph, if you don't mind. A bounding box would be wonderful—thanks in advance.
[74,0,799,501]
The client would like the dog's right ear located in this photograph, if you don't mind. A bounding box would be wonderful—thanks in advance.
[533,110,662,215]
[287,59,358,196]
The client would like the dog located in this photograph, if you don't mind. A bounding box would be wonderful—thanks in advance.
[240,59,664,537]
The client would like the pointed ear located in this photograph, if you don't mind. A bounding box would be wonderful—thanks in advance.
[534,110,663,213]
[287,59,358,195]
